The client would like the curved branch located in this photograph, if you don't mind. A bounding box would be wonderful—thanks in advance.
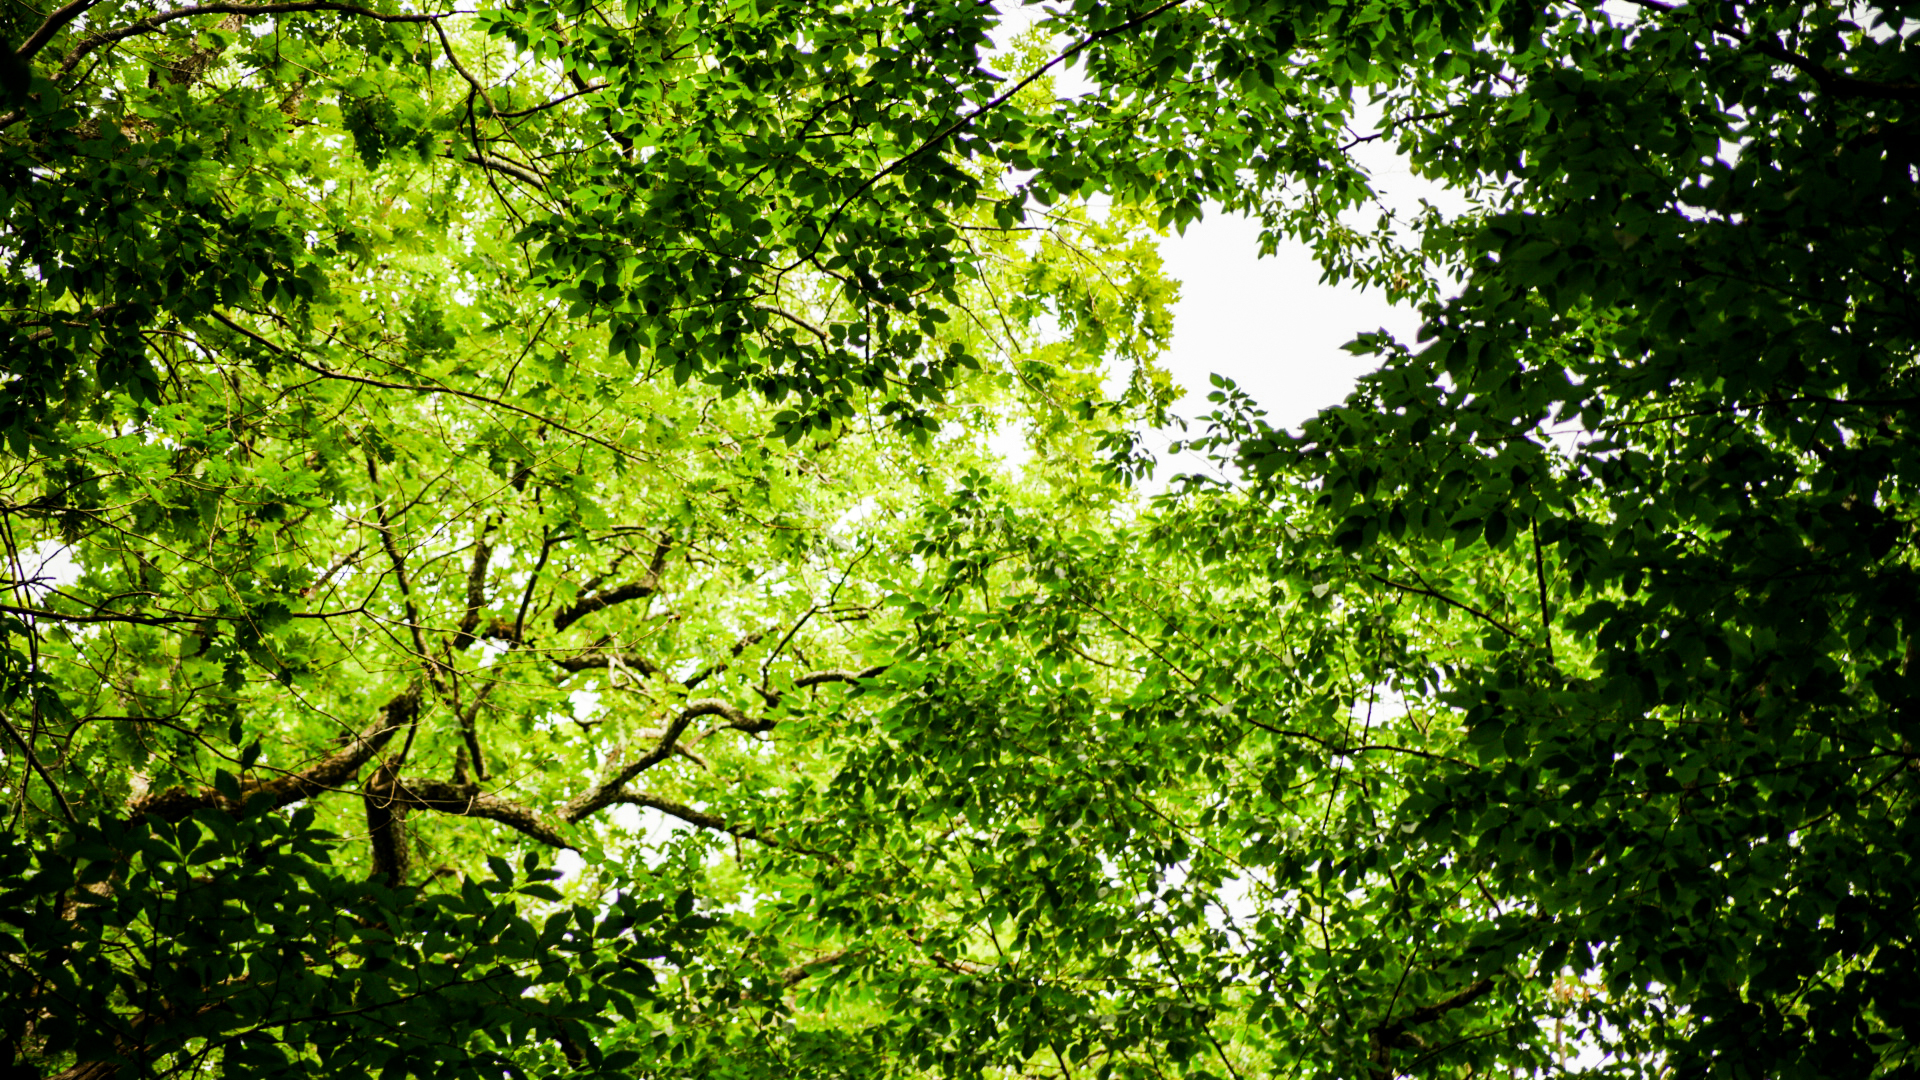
[609,791,763,843]
[127,689,420,822]
[372,772,573,849]
[38,1,452,80]
[561,698,744,822]
[14,0,101,65]
[553,534,671,632]
[793,665,886,690]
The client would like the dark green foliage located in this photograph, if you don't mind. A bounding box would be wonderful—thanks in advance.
[4,0,1917,1077]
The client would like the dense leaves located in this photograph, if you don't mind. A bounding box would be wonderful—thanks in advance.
[4,0,1917,1078]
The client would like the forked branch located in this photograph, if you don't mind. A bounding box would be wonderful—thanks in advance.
[552,534,674,632]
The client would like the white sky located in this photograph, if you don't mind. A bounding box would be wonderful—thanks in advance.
[1156,218,1419,429]
[985,9,1463,484]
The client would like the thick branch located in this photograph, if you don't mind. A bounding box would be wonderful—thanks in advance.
[14,0,100,65]
[453,527,496,648]
[1374,978,1495,1046]
[794,665,886,690]
[553,535,672,632]
[371,772,574,849]
[459,152,549,189]
[1750,37,1920,102]
[782,947,856,985]
[553,650,659,676]
[364,760,410,886]
[127,690,419,821]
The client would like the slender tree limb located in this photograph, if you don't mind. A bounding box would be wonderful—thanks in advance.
[0,709,75,823]
[37,1,451,81]
[0,602,195,626]
[490,81,607,118]
[459,152,549,189]
[206,310,650,468]
[683,627,769,691]
[561,699,743,821]
[1614,0,1920,101]
[796,0,1188,269]
[609,791,763,843]
[1365,572,1523,640]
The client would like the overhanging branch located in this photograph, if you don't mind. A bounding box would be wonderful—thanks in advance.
[128,689,420,822]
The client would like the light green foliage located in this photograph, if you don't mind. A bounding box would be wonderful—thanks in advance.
[3,0,1916,1079]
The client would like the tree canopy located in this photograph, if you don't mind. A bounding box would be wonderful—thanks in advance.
[2,1,1916,1079]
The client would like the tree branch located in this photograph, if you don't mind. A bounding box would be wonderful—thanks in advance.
[553,534,671,632]
[371,771,574,849]
[793,665,886,690]
[459,152,549,189]
[1365,572,1523,640]
[682,627,769,691]
[206,309,651,469]
[560,698,743,822]
[608,791,763,843]
[364,759,410,886]
[1374,978,1496,1047]
[14,0,101,65]
[797,0,1189,268]
[127,689,419,821]
[36,1,451,80]
[453,525,496,649]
